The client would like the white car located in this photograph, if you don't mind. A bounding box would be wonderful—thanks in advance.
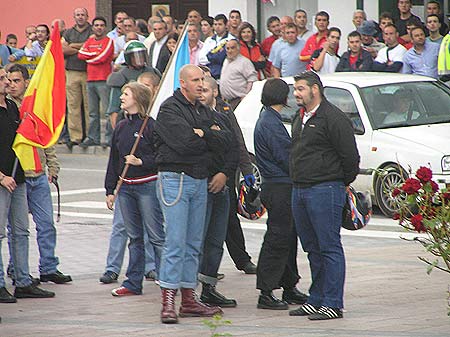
[234,72,450,217]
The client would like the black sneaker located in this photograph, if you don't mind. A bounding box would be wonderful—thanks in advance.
[14,284,55,298]
[282,287,308,305]
[79,138,99,148]
[0,287,17,303]
[308,306,343,320]
[289,303,319,316]
[40,270,72,284]
[239,261,257,274]
[66,141,79,151]
[145,270,156,281]
[257,292,288,310]
[99,271,118,284]
[217,273,225,280]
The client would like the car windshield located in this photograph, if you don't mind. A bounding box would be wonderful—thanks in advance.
[360,81,450,129]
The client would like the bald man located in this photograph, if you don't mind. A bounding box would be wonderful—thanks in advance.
[154,65,229,323]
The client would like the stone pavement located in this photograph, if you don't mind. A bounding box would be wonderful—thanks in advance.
[1,148,449,336]
[1,220,449,337]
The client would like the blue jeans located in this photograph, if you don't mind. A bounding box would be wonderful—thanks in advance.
[105,198,157,275]
[157,172,207,290]
[291,181,346,309]
[0,183,32,288]
[199,187,230,286]
[118,180,164,294]
[86,81,109,143]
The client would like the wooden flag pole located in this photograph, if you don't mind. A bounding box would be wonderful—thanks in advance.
[112,21,189,203]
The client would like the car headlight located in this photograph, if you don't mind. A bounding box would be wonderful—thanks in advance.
[442,156,450,171]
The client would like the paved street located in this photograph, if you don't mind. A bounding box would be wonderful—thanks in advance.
[1,148,449,336]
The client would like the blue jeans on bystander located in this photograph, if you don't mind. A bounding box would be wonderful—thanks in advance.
[157,172,207,290]
[291,181,346,309]
[118,180,164,294]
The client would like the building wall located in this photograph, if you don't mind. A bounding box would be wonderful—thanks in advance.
[3,0,95,46]
[209,0,257,29]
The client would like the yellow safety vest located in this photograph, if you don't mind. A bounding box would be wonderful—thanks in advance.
[438,34,450,75]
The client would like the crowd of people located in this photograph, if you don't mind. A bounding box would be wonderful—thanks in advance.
[0,0,448,325]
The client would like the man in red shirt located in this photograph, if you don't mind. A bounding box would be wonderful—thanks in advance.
[300,11,331,67]
[261,16,282,77]
[78,16,114,147]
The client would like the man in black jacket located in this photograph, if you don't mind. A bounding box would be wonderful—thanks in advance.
[198,76,238,308]
[154,65,226,324]
[336,31,373,72]
[289,71,359,320]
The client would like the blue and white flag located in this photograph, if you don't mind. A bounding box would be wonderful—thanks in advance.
[150,23,190,118]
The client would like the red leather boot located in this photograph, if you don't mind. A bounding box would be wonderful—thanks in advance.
[161,288,178,324]
[179,288,223,317]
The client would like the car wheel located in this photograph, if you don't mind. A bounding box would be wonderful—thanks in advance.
[374,165,407,217]
[235,155,262,189]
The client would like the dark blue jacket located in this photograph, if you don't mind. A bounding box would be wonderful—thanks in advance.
[254,106,291,184]
[105,114,158,195]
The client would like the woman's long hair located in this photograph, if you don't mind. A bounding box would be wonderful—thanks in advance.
[238,21,257,46]
[121,82,153,119]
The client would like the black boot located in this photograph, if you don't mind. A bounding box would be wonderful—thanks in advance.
[257,291,288,310]
[200,283,237,308]
[282,287,308,305]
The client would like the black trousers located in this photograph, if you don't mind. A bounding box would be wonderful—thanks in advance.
[256,183,300,291]
[225,177,252,269]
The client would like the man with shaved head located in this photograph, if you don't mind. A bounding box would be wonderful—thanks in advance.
[154,64,230,324]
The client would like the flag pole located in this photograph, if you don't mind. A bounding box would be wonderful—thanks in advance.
[112,21,189,202]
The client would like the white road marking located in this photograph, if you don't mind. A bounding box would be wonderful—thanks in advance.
[59,201,106,208]
[56,211,113,220]
[61,168,106,173]
[51,188,104,197]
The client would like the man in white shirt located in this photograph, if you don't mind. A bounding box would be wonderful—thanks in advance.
[148,21,170,74]
[107,11,128,40]
[294,9,313,41]
[199,14,235,79]
[114,17,145,59]
[144,16,161,49]
[373,24,407,72]
[310,27,341,74]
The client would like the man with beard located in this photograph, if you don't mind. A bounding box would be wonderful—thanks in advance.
[289,71,359,320]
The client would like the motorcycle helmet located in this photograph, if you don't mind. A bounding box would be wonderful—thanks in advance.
[237,181,266,220]
[342,186,372,230]
[124,41,148,68]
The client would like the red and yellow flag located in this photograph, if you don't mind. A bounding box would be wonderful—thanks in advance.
[13,25,66,172]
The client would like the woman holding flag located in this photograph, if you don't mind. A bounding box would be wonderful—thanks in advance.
[104,82,164,296]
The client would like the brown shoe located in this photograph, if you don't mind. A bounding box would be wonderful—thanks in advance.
[161,288,178,324]
[179,288,223,317]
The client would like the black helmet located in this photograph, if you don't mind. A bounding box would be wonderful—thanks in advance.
[342,186,372,230]
[124,41,148,68]
[237,181,266,220]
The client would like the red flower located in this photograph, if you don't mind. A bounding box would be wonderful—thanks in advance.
[430,180,439,192]
[411,214,426,232]
[415,166,432,183]
[442,192,450,201]
[392,213,400,220]
[392,188,401,197]
[401,178,422,195]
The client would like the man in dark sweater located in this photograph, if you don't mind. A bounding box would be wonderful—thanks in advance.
[289,71,359,320]
[154,65,226,324]
[198,76,238,308]
[0,67,55,303]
